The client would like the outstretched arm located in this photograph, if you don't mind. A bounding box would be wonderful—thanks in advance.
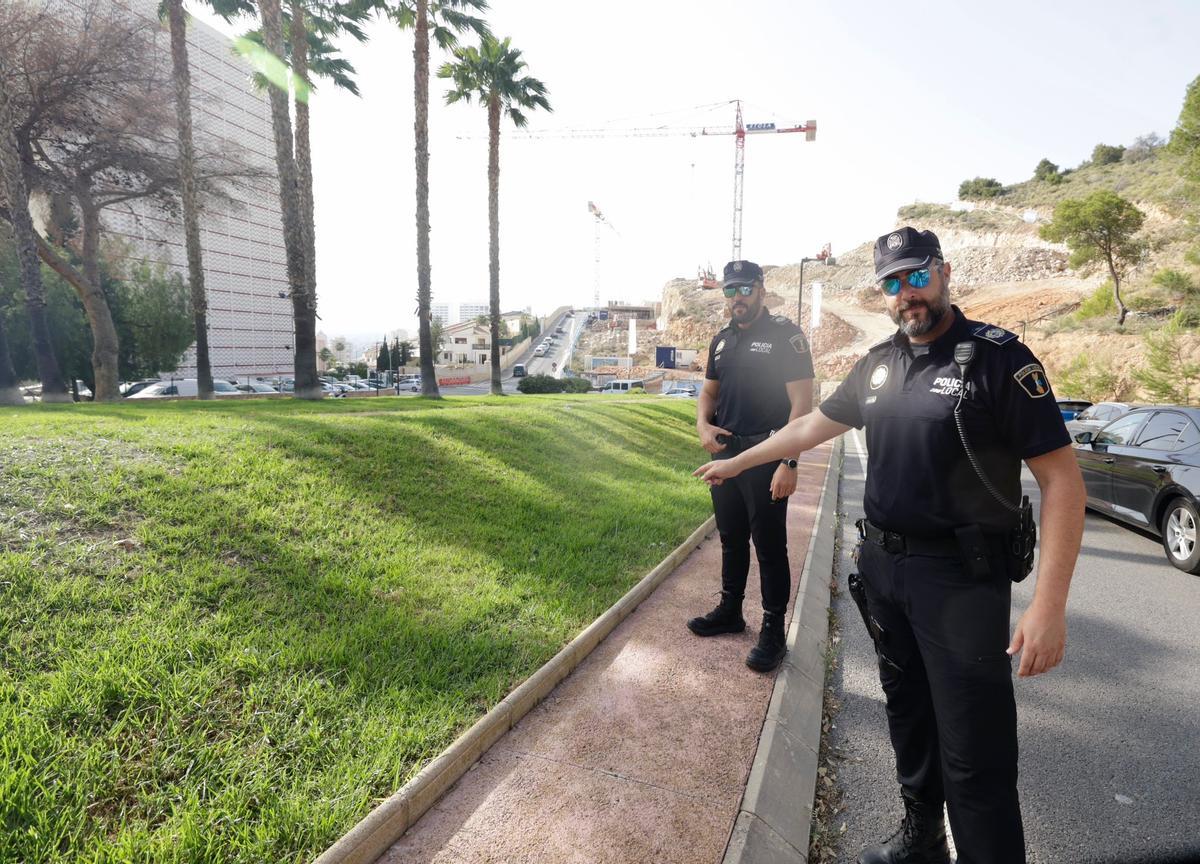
[694,408,851,485]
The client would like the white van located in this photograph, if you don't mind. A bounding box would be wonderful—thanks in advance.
[599,379,646,394]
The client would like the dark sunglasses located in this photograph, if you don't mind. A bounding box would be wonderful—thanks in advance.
[722,284,756,298]
[880,268,932,297]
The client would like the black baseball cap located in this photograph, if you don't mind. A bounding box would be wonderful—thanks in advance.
[723,260,763,287]
[873,227,943,280]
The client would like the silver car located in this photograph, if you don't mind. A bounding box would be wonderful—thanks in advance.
[1066,402,1138,440]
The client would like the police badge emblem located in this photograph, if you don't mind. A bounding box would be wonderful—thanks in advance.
[869,364,890,390]
[886,233,903,251]
[1013,363,1050,398]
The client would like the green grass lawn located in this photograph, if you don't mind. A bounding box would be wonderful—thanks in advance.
[0,395,713,863]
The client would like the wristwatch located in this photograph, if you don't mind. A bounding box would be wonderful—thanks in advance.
[780,458,798,469]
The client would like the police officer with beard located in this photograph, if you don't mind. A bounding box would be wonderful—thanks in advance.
[694,229,1086,864]
[690,260,814,673]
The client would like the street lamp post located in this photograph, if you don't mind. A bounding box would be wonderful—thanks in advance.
[797,257,815,322]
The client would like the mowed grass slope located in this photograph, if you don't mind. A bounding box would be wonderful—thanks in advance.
[0,396,712,863]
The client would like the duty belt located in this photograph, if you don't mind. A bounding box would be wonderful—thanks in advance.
[717,430,776,452]
[857,519,1008,559]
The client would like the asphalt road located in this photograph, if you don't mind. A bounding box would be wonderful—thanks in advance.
[436,311,578,395]
[827,430,1200,864]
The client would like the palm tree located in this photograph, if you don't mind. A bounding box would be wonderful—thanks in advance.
[256,0,321,398]
[0,73,69,402]
[162,0,254,400]
[440,35,549,395]
[242,1,370,350]
[388,0,488,397]
[0,315,22,405]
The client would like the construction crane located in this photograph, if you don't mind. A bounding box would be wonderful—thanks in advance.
[588,200,618,308]
[496,101,816,262]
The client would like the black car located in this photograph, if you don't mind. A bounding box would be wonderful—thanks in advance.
[1073,406,1200,574]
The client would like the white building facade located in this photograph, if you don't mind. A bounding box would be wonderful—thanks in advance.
[60,0,293,380]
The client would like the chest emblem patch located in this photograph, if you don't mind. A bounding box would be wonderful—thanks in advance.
[748,341,773,354]
[869,364,890,390]
[929,376,964,397]
[886,233,903,250]
[789,332,809,355]
[1014,363,1050,398]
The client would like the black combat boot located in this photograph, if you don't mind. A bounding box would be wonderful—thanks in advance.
[686,591,745,637]
[745,610,787,672]
[857,793,950,864]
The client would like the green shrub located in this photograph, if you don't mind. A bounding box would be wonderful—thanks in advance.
[1034,158,1060,182]
[1075,282,1117,319]
[958,177,1003,199]
[562,377,592,393]
[1173,303,1200,328]
[1091,143,1126,165]
[1055,354,1120,402]
[516,374,563,394]
[1152,267,1198,296]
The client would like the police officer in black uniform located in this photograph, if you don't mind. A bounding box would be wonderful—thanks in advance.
[689,260,815,673]
[694,229,1086,864]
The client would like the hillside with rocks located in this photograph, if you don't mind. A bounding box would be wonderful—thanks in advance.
[611,139,1200,402]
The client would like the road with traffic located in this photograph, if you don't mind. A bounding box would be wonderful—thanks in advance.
[827,430,1200,864]
[436,310,579,395]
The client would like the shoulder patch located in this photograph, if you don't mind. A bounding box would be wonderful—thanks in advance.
[1013,363,1051,398]
[971,322,1017,346]
[789,332,809,355]
[772,314,792,325]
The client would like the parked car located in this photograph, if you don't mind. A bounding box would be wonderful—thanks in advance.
[533,344,548,357]
[512,364,527,378]
[1057,397,1093,422]
[663,382,699,398]
[128,379,241,398]
[121,379,160,397]
[236,381,280,394]
[397,374,421,391]
[1073,406,1200,573]
[1066,401,1137,439]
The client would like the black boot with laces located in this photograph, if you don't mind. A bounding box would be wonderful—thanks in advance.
[745,610,787,672]
[857,793,950,864]
[686,591,745,637]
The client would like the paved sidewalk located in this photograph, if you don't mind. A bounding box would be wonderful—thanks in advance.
[382,442,833,864]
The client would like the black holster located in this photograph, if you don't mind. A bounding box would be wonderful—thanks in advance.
[1008,495,1037,583]
[848,571,901,673]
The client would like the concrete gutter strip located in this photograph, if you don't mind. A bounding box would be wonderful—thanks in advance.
[723,435,842,864]
[312,515,717,864]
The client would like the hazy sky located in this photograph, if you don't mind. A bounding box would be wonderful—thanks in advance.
[186,0,1200,340]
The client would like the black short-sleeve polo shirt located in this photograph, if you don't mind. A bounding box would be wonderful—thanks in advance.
[819,307,1070,537]
[705,312,815,435]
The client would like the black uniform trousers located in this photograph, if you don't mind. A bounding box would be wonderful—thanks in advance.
[857,539,1024,864]
[710,452,791,614]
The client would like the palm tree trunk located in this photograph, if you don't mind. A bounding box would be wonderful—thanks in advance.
[77,200,121,401]
[258,0,320,399]
[166,0,214,399]
[487,93,502,396]
[413,0,439,397]
[0,314,23,405]
[289,0,318,320]
[0,111,68,402]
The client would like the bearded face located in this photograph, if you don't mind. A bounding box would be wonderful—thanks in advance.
[886,264,951,338]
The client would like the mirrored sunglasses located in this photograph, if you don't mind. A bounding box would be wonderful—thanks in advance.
[722,284,756,298]
[880,268,932,296]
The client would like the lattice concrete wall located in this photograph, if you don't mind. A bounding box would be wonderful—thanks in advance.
[56,0,295,381]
